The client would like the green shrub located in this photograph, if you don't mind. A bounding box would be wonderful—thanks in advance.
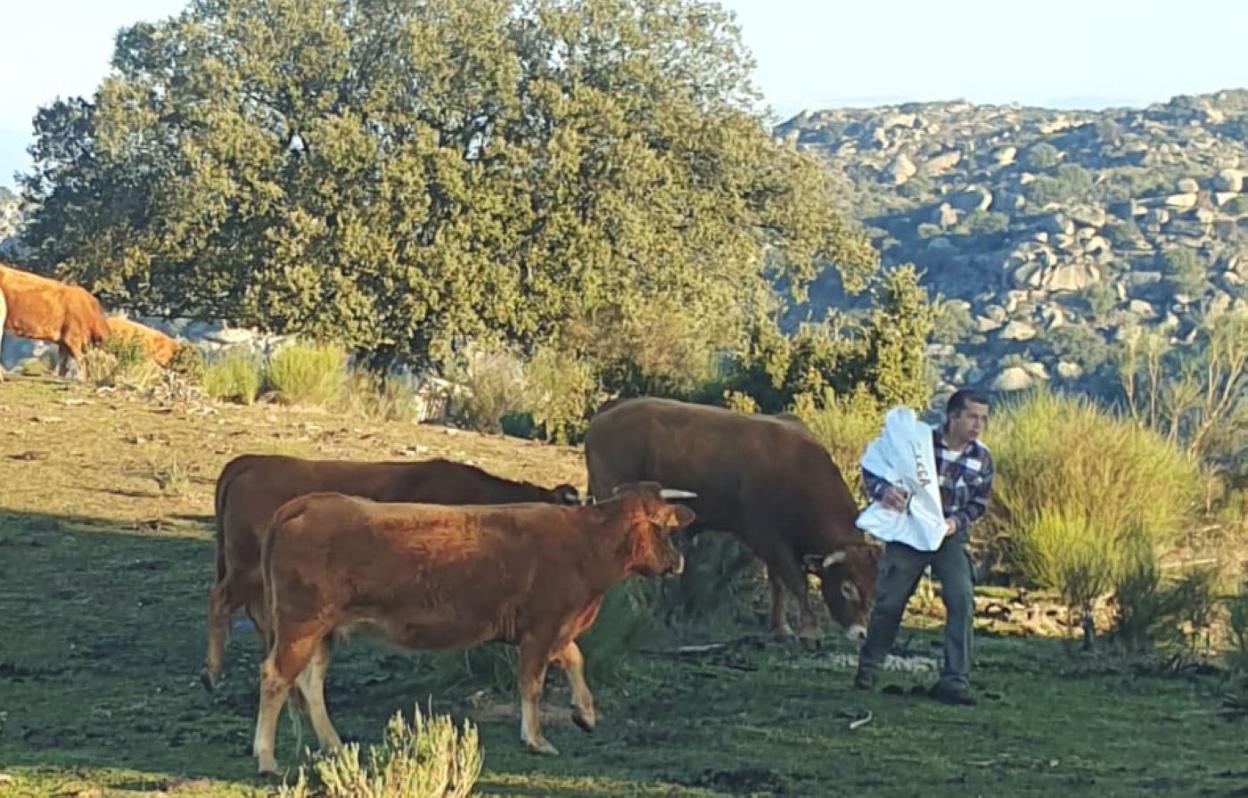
[1103,219,1143,249]
[167,343,205,384]
[578,580,663,685]
[339,370,425,423]
[1017,508,1117,648]
[1047,325,1111,372]
[445,344,526,434]
[267,342,347,407]
[203,349,264,405]
[985,390,1203,585]
[85,334,159,387]
[1157,247,1207,296]
[931,300,976,345]
[279,704,481,798]
[523,346,597,444]
[1082,283,1117,321]
[1024,142,1061,170]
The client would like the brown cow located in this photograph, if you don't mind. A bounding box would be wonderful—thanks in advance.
[252,483,693,773]
[203,454,582,689]
[106,316,180,366]
[584,397,880,646]
[0,263,110,378]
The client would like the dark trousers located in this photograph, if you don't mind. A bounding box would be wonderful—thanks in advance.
[856,534,975,689]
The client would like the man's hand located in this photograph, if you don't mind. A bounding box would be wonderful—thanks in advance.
[880,485,909,511]
[944,517,958,538]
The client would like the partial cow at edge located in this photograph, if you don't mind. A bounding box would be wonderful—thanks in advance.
[203,454,582,690]
[584,396,880,647]
[106,316,181,367]
[0,262,110,379]
[252,482,693,773]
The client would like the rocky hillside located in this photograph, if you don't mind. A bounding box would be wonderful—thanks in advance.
[777,89,1248,396]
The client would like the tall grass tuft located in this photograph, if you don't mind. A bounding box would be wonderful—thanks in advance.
[203,349,264,405]
[267,342,347,407]
[986,389,1203,583]
[278,704,481,798]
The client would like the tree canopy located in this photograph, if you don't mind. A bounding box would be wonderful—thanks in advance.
[22,0,877,377]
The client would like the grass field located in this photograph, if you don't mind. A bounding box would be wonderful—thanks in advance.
[1,377,1246,797]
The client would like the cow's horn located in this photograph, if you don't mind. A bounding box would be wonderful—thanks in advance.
[659,488,698,500]
[821,551,848,568]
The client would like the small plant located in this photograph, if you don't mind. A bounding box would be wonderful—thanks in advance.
[339,370,425,423]
[267,342,347,407]
[148,452,189,497]
[1017,509,1117,650]
[203,348,264,405]
[523,346,597,444]
[278,704,482,798]
[167,343,205,384]
[445,343,525,434]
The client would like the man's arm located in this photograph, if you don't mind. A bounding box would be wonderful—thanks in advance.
[861,468,889,502]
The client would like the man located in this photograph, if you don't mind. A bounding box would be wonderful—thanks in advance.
[854,389,993,706]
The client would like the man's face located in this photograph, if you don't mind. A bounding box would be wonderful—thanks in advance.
[948,400,989,443]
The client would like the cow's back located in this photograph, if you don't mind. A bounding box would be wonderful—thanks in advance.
[0,265,68,337]
[585,397,859,551]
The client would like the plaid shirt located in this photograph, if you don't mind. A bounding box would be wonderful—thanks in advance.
[862,426,994,537]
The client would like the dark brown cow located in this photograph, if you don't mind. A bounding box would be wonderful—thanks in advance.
[252,483,693,773]
[584,397,879,645]
[203,455,581,689]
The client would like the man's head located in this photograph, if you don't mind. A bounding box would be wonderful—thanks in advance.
[944,389,990,446]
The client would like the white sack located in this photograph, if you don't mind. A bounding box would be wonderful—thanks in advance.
[855,406,946,551]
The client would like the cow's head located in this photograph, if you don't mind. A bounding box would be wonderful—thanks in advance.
[804,544,881,641]
[610,482,697,577]
[550,483,582,505]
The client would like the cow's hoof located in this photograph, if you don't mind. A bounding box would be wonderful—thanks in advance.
[257,756,280,775]
[200,670,216,693]
[525,739,560,756]
[800,636,823,653]
[572,707,596,733]
[772,626,796,644]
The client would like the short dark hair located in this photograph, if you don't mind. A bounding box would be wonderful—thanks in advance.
[947,388,990,416]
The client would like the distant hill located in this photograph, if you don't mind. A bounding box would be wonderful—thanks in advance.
[776,89,1248,396]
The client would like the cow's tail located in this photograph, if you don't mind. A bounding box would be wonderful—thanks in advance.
[86,294,110,346]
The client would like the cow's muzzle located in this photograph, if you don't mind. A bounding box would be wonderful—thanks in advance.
[844,624,867,643]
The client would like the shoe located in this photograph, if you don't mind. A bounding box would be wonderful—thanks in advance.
[928,682,977,706]
[853,670,874,691]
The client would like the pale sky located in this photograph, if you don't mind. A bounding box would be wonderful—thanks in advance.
[3,0,1247,190]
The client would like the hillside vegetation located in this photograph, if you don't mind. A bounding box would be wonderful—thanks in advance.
[776,91,1248,400]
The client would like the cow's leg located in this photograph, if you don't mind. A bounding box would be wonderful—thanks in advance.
[767,566,795,641]
[552,641,595,732]
[294,640,342,752]
[768,552,821,650]
[517,636,558,755]
[57,344,71,378]
[254,625,323,775]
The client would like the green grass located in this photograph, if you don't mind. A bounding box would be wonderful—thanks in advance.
[1,377,1246,797]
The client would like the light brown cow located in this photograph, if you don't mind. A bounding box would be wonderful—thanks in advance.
[203,454,582,689]
[585,397,880,647]
[252,483,693,774]
[0,263,110,378]
[106,316,180,366]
